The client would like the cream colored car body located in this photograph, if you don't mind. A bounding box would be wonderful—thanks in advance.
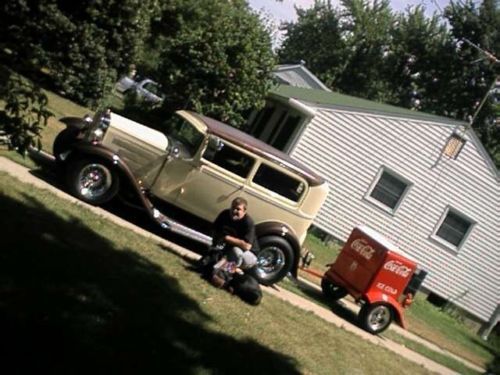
[101,111,328,244]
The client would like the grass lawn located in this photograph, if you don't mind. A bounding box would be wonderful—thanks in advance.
[0,171,440,374]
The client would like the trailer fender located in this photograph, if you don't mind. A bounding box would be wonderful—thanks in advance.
[363,291,407,329]
[255,222,301,277]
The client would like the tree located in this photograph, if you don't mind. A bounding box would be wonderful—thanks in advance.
[279,1,347,89]
[0,68,52,155]
[443,0,500,166]
[279,0,395,101]
[335,0,395,101]
[0,0,160,108]
[147,0,276,126]
[384,6,452,112]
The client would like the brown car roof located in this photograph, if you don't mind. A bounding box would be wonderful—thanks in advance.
[188,111,325,187]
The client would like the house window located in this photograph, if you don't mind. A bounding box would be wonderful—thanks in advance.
[443,134,466,159]
[251,107,275,138]
[367,169,410,211]
[434,208,473,248]
[272,114,302,151]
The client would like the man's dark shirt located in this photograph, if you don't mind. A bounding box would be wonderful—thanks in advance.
[213,209,259,251]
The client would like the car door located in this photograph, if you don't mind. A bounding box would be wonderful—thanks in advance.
[166,139,256,223]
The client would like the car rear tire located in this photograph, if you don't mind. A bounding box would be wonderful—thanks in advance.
[321,277,348,300]
[252,236,294,286]
[359,302,393,334]
[67,158,119,205]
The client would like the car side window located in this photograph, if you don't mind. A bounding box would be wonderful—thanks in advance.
[203,143,254,178]
[253,164,305,202]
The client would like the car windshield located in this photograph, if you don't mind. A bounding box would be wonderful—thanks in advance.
[163,115,205,156]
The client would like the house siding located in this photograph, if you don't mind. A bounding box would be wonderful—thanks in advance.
[290,108,500,322]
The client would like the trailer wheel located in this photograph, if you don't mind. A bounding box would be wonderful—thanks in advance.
[67,158,119,205]
[321,277,348,300]
[359,302,393,334]
[251,236,293,286]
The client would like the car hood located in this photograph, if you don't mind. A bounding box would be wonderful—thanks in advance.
[109,112,169,151]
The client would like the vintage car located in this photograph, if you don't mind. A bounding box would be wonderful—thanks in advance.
[53,110,329,285]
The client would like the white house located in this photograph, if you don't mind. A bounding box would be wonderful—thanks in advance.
[247,80,500,328]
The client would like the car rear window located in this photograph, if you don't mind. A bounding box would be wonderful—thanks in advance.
[252,164,305,202]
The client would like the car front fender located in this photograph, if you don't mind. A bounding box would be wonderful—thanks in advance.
[66,142,155,213]
[59,116,91,131]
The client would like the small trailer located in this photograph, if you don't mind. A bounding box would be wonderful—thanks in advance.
[321,225,427,334]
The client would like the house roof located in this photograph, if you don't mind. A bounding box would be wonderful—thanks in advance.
[272,64,331,92]
[270,84,466,126]
[269,85,499,179]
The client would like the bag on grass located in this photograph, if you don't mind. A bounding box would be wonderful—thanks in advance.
[228,273,263,306]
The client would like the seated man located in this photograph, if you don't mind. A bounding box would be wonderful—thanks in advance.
[212,197,258,270]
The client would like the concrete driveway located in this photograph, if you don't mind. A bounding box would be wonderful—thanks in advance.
[0,155,485,375]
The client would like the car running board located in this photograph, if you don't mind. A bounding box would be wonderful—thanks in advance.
[152,208,213,246]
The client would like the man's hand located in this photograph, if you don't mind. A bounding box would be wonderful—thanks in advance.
[224,235,252,251]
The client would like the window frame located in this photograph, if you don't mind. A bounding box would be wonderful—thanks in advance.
[201,140,256,180]
[431,206,475,251]
[364,167,412,215]
[249,160,307,205]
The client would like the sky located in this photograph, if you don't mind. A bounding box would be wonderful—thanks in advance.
[248,0,453,46]
[248,0,452,22]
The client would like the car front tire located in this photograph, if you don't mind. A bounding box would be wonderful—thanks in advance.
[252,235,294,286]
[67,158,119,205]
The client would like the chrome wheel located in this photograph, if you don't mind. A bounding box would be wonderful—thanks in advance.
[77,163,113,200]
[360,303,393,334]
[255,245,286,281]
[68,159,119,205]
[252,235,293,285]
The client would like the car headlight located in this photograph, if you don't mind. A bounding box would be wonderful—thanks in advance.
[91,128,104,142]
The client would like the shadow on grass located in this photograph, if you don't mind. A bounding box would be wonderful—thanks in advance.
[289,278,360,326]
[0,191,301,374]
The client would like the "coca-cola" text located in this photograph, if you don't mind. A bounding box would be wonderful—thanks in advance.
[383,260,412,278]
[350,239,375,260]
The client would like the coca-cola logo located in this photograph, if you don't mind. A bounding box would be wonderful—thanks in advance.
[383,260,412,278]
[350,239,375,260]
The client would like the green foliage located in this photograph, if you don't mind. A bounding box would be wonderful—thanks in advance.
[279,1,347,88]
[148,0,276,126]
[0,0,160,108]
[0,71,52,155]
[444,0,500,166]
[336,0,395,101]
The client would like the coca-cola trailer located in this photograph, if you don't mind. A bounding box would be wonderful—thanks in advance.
[321,225,427,334]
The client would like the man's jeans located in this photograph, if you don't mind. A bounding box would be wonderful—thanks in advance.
[225,246,257,269]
